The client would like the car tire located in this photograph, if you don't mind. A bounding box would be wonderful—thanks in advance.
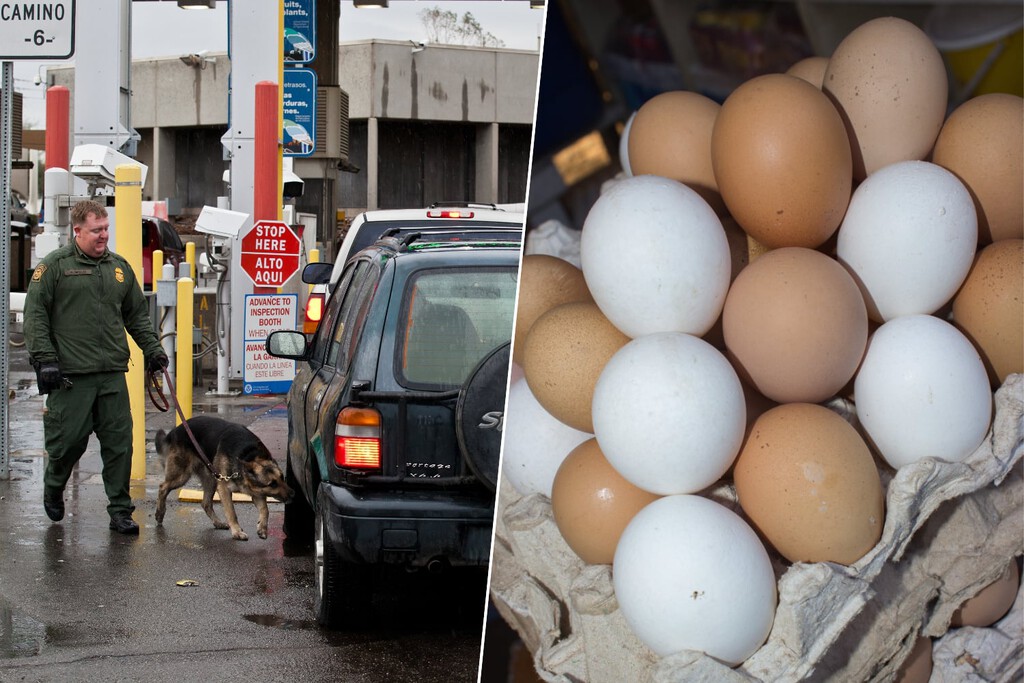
[314,488,372,629]
[282,456,314,543]
[455,341,511,491]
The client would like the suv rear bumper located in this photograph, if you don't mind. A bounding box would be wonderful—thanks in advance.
[321,482,494,568]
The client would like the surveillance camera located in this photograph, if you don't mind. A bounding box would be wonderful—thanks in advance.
[283,168,304,199]
[69,144,148,186]
[33,74,41,86]
[195,205,249,239]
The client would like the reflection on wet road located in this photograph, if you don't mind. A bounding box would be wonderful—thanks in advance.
[0,357,486,683]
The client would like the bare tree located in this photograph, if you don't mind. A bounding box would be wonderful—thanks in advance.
[418,6,505,48]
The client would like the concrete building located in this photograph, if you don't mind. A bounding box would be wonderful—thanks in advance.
[47,39,539,249]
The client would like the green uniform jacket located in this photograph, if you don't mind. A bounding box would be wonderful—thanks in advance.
[24,240,163,374]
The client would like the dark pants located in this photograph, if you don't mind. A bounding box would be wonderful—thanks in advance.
[43,372,134,517]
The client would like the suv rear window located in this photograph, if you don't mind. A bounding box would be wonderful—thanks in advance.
[399,267,517,388]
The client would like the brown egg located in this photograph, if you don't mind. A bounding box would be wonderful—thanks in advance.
[786,56,829,89]
[895,636,933,683]
[823,17,948,181]
[734,403,885,565]
[712,73,852,249]
[627,90,724,214]
[513,254,593,366]
[951,559,1021,627]
[551,438,661,565]
[722,247,868,404]
[932,94,1024,243]
[521,301,629,433]
[952,239,1024,386]
[702,215,751,351]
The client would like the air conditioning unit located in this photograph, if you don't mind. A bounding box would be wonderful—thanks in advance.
[313,86,349,161]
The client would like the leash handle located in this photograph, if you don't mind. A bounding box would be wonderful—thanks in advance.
[147,371,170,412]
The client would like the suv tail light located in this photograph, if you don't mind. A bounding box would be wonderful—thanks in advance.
[426,209,473,219]
[304,291,325,334]
[335,406,381,469]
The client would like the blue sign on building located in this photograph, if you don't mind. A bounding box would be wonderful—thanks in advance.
[284,0,315,64]
[283,68,317,157]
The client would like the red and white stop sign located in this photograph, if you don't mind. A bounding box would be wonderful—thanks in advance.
[240,220,301,288]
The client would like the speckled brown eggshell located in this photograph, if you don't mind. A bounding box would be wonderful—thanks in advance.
[932,93,1024,243]
[521,301,630,433]
[733,403,885,565]
[823,17,948,181]
[551,438,661,565]
[722,247,868,404]
[786,55,829,89]
[952,239,1023,386]
[712,73,852,249]
[950,559,1021,628]
[895,636,933,683]
[627,90,724,214]
[513,254,594,367]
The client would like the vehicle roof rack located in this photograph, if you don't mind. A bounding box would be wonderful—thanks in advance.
[427,201,501,210]
[374,228,522,252]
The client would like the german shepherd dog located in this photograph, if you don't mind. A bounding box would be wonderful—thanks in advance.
[155,415,294,541]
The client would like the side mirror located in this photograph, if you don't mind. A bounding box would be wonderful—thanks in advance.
[266,329,309,359]
[302,262,333,285]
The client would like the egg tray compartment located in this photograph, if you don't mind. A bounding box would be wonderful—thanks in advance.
[489,373,1023,682]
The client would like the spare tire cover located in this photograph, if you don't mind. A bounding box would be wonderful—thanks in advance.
[456,342,510,491]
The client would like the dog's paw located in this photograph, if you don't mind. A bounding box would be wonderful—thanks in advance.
[232,530,249,541]
[257,526,268,540]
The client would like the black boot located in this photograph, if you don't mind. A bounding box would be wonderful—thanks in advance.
[43,491,64,522]
[109,512,139,535]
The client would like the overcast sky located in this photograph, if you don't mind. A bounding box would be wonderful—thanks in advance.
[13,0,546,128]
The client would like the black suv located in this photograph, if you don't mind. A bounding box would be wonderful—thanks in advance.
[266,229,521,627]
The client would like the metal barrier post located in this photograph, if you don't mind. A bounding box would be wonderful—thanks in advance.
[116,164,146,481]
[175,276,194,425]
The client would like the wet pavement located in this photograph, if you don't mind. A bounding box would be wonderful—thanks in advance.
[0,346,486,683]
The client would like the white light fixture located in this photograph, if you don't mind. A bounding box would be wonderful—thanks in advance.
[177,0,216,9]
[353,0,388,7]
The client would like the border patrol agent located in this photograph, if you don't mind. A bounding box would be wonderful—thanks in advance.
[24,200,169,534]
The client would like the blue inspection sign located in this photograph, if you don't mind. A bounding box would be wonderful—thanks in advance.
[243,293,298,395]
[283,67,317,157]
[283,0,315,64]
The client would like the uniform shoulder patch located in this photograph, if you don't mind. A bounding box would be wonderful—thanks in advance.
[31,263,47,282]
[114,267,125,283]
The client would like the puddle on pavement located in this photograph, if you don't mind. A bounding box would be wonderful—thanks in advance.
[243,614,314,631]
[0,600,47,658]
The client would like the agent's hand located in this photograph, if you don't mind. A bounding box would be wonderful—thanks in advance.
[146,353,169,373]
[35,362,65,394]
[39,363,61,386]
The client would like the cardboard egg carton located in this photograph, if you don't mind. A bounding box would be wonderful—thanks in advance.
[490,373,1023,682]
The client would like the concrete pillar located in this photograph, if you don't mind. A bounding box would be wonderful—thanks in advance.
[475,122,499,204]
[367,117,379,210]
[152,127,176,204]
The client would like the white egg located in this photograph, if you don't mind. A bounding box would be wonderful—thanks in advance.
[619,111,636,176]
[501,376,592,498]
[592,332,745,495]
[836,160,977,321]
[613,494,777,665]
[854,315,992,469]
[580,175,731,338]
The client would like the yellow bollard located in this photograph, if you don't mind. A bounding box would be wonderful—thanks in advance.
[116,164,147,481]
[308,247,319,293]
[185,241,196,281]
[152,249,163,291]
[176,276,194,425]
